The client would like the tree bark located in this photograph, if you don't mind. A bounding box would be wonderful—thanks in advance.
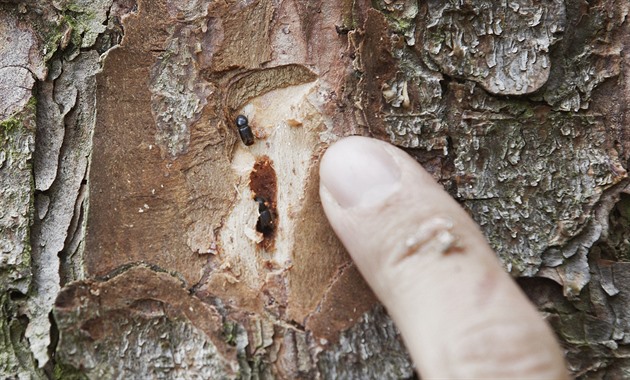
[1,0,629,378]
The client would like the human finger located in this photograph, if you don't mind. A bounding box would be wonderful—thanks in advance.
[319,136,568,379]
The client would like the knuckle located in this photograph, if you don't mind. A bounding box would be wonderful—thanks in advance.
[447,317,563,378]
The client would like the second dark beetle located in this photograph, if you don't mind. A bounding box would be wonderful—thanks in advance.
[254,196,274,234]
[236,115,254,146]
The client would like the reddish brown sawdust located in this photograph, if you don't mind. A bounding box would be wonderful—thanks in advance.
[249,155,278,251]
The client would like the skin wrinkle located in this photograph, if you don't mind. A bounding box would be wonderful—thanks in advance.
[445,315,561,378]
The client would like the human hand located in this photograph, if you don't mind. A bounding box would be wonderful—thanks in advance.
[319,136,569,379]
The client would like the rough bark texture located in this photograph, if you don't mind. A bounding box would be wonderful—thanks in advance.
[1,0,630,378]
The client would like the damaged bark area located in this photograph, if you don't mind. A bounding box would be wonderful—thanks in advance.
[2,0,630,378]
[82,0,391,377]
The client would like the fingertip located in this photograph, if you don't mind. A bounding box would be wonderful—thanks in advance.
[320,136,402,210]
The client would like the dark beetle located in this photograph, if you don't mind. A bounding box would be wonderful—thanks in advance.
[255,196,274,233]
[236,115,254,146]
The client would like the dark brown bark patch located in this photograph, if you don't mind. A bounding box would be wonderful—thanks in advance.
[87,0,233,284]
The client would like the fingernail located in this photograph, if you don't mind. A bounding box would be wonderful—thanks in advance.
[320,137,401,209]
